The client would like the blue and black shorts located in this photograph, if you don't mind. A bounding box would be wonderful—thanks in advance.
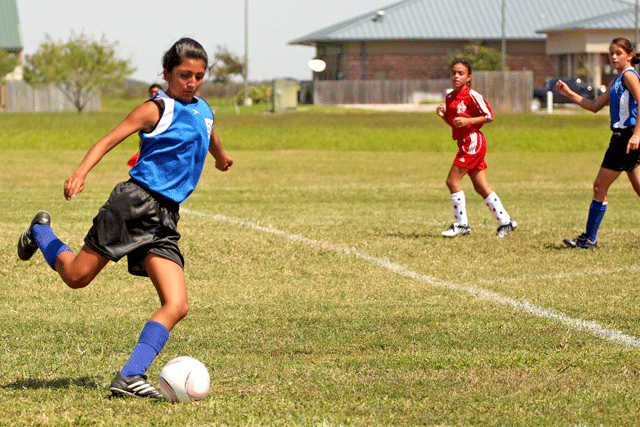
[601,127,640,172]
[84,179,183,277]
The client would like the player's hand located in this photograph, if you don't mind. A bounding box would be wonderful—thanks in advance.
[64,174,85,200]
[453,117,469,128]
[555,80,570,96]
[627,135,640,153]
[436,103,446,118]
[215,154,233,171]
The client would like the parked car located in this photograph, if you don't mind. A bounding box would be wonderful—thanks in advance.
[531,77,606,110]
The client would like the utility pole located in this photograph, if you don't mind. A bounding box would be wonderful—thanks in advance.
[244,0,250,105]
[633,0,638,50]
[501,0,506,74]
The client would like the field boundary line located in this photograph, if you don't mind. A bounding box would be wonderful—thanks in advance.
[478,266,640,286]
[184,208,640,349]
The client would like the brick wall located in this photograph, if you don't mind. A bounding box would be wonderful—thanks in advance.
[340,52,555,87]
[316,40,568,88]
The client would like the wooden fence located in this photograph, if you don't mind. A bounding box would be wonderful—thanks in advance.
[470,71,533,113]
[313,71,533,112]
[1,80,100,113]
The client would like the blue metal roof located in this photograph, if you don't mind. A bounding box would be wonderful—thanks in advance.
[290,0,636,45]
[537,7,637,32]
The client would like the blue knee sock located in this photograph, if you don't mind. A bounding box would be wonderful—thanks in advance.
[585,198,607,242]
[32,224,73,270]
[121,321,170,377]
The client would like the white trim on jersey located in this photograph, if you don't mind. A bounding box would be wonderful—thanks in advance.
[469,89,493,120]
[145,91,175,137]
[613,90,631,129]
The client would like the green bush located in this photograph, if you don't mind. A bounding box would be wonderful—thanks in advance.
[235,84,271,105]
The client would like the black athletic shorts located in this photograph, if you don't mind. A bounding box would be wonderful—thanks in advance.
[84,179,183,277]
[601,127,640,171]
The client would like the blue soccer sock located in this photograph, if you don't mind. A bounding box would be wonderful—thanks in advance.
[121,321,170,377]
[585,198,607,243]
[32,224,73,270]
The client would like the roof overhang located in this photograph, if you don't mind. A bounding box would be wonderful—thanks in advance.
[541,29,637,55]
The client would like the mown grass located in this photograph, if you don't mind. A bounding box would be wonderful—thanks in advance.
[1,99,639,426]
[0,97,610,152]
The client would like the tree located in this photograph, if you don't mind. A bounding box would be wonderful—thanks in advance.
[23,32,134,112]
[0,48,18,82]
[446,41,505,72]
[210,46,245,84]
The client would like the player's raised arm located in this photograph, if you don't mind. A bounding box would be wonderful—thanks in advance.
[555,79,609,113]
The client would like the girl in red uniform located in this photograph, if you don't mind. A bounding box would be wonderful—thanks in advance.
[436,59,517,238]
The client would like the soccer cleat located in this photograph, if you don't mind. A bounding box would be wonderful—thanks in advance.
[441,223,471,237]
[110,372,165,400]
[496,219,517,238]
[17,211,51,261]
[563,233,598,249]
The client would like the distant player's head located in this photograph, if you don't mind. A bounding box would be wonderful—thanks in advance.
[162,38,208,103]
[610,38,640,69]
[148,83,162,97]
[450,59,472,91]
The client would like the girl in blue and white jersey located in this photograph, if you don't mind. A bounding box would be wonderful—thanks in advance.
[556,37,640,248]
[16,38,233,399]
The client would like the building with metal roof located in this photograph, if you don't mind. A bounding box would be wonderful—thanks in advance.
[290,0,637,87]
[0,0,21,50]
[0,0,23,81]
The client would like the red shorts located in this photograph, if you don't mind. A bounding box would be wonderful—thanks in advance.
[453,132,487,171]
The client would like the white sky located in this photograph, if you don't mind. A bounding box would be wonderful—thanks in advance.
[16,0,392,83]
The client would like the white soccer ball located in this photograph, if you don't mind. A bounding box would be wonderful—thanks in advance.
[158,356,210,403]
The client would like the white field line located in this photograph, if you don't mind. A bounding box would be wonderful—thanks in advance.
[478,266,640,286]
[182,208,640,349]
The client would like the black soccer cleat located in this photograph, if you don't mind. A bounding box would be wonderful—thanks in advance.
[17,211,51,261]
[563,233,598,249]
[110,372,165,400]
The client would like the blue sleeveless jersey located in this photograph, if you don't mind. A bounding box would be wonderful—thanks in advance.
[610,68,640,129]
[129,91,214,204]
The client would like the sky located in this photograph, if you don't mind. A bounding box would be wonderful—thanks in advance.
[16,0,392,84]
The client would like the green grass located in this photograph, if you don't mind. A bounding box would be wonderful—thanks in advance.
[0,97,611,153]
[1,99,639,426]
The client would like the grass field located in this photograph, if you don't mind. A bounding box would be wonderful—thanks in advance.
[2,99,640,426]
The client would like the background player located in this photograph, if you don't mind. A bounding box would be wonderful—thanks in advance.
[436,59,517,238]
[127,83,162,167]
[557,37,640,248]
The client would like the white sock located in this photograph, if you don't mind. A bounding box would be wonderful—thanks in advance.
[450,191,468,225]
[484,191,511,225]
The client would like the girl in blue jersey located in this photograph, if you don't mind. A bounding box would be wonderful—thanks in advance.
[556,37,640,248]
[16,38,233,399]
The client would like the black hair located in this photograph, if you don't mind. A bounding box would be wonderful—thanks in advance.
[611,37,640,65]
[451,59,472,75]
[162,38,209,73]
[149,83,162,91]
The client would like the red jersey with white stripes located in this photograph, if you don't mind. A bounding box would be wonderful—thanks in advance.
[444,85,494,141]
